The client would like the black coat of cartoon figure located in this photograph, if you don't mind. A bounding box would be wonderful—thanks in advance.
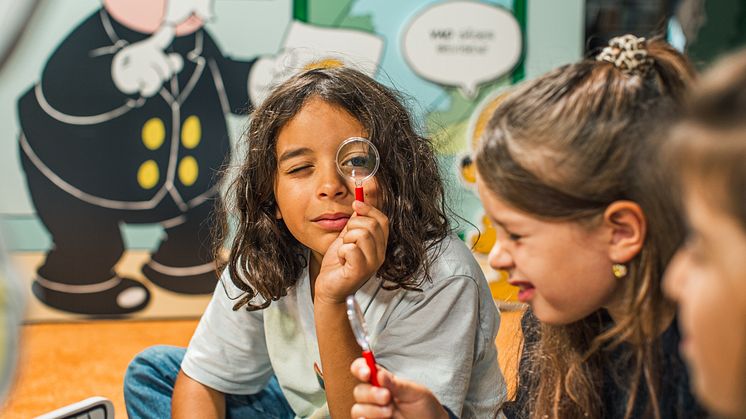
[17,8,256,316]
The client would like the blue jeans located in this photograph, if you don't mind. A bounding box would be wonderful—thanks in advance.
[124,345,294,419]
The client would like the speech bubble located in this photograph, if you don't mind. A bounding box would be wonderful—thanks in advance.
[402,1,522,99]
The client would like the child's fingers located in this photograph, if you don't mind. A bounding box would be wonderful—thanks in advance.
[351,401,394,419]
[352,201,389,241]
[344,215,387,265]
[342,228,381,265]
[353,383,392,405]
[345,216,386,247]
[351,357,371,381]
[375,367,404,397]
[337,242,362,268]
[379,370,430,404]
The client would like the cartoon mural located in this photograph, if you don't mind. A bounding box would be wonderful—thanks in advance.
[14,0,385,317]
[17,0,264,315]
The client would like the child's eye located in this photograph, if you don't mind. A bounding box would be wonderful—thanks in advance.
[287,165,311,174]
[507,233,522,242]
[343,156,370,167]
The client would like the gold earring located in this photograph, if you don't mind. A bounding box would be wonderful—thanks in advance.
[612,264,628,279]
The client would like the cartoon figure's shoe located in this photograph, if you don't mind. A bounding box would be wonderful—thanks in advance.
[141,260,218,295]
[32,276,150,316]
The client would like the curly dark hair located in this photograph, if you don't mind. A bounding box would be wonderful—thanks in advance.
[215,66,451,311]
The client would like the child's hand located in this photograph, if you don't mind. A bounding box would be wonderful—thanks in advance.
[350,358,450,419]
[316,200,389,304]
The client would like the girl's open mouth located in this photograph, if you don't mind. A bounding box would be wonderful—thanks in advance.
[508,280,536,303]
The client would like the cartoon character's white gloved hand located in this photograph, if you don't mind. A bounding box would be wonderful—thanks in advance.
[248,48,316,107]
[111,26,184,97]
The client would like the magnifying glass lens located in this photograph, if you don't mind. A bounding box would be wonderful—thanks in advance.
[336,137,380,184]
[346,295,371,350]
[339,153,374,178]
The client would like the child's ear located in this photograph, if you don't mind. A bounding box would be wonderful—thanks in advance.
[603,201,646,264]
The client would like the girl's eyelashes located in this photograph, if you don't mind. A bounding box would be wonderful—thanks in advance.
[507,232,523,242]
[497,227,522,242]
[286,165,312,175]
[492,219,523,242]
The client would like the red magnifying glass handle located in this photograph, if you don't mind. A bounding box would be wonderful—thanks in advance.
[355,186,364,202]
[362,350,379,386]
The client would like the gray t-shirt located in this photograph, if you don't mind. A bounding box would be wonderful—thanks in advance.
[181,235,506,418]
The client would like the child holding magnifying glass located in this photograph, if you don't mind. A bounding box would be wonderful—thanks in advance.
[124,66,505,419]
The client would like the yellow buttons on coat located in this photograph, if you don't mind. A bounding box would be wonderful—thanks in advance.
[178,156,198,186]
[179,115,201,186]
[138,116,201,189]
[139,118,163,189]
[142,118,166,150]
[137,160,160,189]
[181,115,201,149]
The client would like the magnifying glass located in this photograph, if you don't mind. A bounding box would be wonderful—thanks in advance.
[336,137,380,202]
[346,295,380,386]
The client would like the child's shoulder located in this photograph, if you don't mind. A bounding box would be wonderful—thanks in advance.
[422,234,486,289]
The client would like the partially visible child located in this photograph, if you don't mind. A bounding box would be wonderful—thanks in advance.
[350,35,705,419]
[663,49,746,419]
[123,67,505,418]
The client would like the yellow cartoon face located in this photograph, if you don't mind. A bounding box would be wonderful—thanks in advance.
[460,155,477,184]
[461,90,511,255]
[459,89,510,186]
[470,214,495,254]
[462,91,521,305]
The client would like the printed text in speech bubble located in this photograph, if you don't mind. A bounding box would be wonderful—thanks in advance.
[402,2,522,98]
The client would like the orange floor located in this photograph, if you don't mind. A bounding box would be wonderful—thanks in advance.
[0,311,522,418]
[0,320,199,418]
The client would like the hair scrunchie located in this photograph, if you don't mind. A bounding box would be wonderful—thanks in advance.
[596,34,653,75]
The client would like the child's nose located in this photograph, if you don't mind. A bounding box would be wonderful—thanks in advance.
[317,165,348,199]
[488,241,513,271]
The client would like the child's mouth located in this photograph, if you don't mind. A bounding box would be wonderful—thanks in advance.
[312,213,350,231]
[508,279,536,303]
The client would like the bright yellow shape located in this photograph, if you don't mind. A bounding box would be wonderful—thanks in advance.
[471,97,503,149]
[137,160,159,189]
[181,115,201,149]
[303,58,344,71]
[489,269,520,302]
[141,118,166,150]
[178,156,198,186]
[472,215,497,254]
[461,160,477,184]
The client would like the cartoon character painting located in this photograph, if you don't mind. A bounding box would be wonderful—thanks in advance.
[16,0,384,318]
[17,0,269,316]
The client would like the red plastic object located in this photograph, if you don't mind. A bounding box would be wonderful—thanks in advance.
[362,350,379,386]
[355,186,364,202]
